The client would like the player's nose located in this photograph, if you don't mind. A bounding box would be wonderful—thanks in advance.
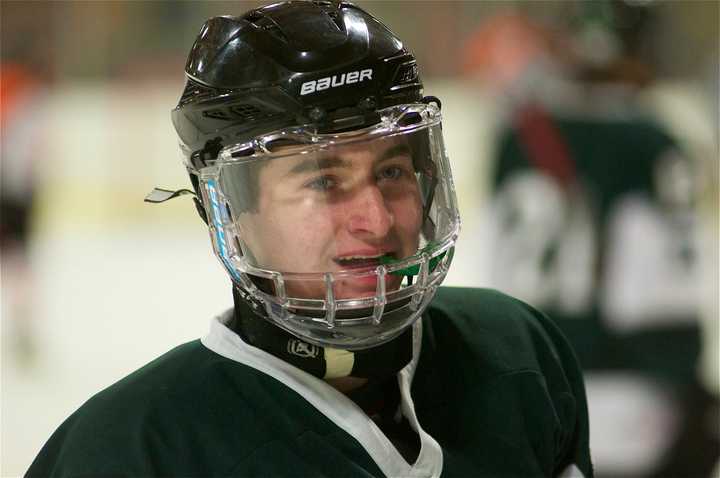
[345,184,394,238]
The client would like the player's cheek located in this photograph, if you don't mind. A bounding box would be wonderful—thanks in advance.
[393,198,423,251]
[303,216,341,268]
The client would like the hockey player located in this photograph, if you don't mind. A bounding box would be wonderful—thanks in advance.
[463,3,715,476]
[27,2,593,477]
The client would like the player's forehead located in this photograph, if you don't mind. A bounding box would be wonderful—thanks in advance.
[261,135,413,178]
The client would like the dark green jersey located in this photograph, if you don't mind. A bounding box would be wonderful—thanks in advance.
[27,288,592,477]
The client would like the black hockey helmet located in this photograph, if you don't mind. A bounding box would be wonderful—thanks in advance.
[171,0,423,172]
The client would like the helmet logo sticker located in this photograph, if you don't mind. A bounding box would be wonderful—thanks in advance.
[287,339,320,358]
[300,69,373,96]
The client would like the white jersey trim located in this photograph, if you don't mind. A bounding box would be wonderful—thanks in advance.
[201,311,443,478]
[558,463,587,478]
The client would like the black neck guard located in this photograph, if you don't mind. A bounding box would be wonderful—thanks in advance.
[230,287,413,380]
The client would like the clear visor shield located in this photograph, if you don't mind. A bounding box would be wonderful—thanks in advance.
[199,104,460,349]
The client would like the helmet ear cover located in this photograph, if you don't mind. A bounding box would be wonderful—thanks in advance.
[190,137,224,170]
[187,137,224,224]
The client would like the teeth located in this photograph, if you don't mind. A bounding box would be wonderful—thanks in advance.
[340,254,383,261]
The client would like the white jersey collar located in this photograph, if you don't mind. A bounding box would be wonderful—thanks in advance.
[202,310,443,478]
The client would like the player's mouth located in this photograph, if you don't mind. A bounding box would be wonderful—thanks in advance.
[333,252,396,272]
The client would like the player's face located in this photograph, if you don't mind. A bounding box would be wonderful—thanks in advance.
[239,136,423,299]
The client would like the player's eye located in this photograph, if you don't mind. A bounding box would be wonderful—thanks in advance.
[305,175,337,191]
[378,166,404,181]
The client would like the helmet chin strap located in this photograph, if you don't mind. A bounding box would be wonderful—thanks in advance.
[230,286,413,380]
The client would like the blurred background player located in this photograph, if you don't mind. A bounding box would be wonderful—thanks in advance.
[461,1,718,476]
[1,61,48,368]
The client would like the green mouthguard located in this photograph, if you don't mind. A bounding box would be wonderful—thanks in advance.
[378,247,451,276]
